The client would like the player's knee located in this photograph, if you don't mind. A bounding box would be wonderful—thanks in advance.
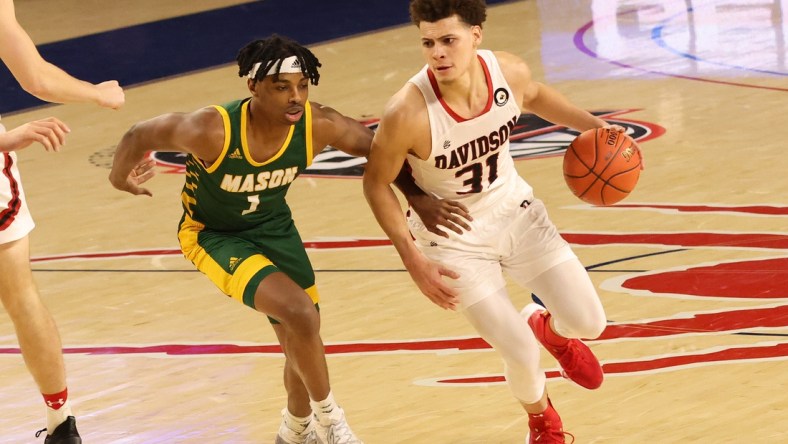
[572,314,606,340]
[0,286,41,320]
[277,301,320,336]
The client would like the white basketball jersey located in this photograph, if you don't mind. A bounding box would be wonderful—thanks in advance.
[406,50,533,214]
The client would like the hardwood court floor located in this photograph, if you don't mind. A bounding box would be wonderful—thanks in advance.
[1,0,786,442]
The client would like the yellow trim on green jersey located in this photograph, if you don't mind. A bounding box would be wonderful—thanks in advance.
[179,213,277,304]
[241,100,296,167]
[305,101,313,167]
[178,214,231,294]
[230,255,275,303]
[304,284,319,304]
[205,105,232,174]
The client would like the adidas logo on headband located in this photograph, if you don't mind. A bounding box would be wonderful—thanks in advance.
[247,55,303,79]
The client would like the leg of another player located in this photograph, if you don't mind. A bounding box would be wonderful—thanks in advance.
[461,289,569,442]
[0,236,74,431]
[522,259,606,391]
[256,272,362,443]
[253,272,330,401]
[461,289,546,403]
[527,259,606,341]
[271,327,313,418]
[272,324,320,443]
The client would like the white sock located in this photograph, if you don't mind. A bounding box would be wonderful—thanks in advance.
[283,408,313,434]
[310,391,341,424]
[46,399,72,432]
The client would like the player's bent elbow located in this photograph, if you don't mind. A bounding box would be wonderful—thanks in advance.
[19,76,48,101]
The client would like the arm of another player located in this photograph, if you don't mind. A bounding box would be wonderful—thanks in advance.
[0,0,124,109]
[0,117,69,152]
[393,164,472,237]
[109,108,223,196]
[310,103,471,235]
[362,95,459,310]
[310,102,374,158]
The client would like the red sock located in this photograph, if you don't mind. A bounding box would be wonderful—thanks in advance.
[43,388,68,410]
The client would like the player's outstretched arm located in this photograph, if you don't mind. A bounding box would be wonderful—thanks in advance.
[0,0,124,109]
[310,102,374,158]
[310,102,471,236]
[109,108,222,196]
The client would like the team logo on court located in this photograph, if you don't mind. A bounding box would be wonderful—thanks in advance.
[145,110,664,177]
[494,87,509,106]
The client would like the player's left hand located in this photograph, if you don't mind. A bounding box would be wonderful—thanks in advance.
[409,194,473,237]
[605,124,645,170]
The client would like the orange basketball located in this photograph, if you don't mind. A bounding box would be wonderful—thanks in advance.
[563,128,642,206]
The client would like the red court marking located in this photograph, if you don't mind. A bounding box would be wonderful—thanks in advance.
[622,258,788,299]
[28,232,788,264]
[610,204,788,216]
[435,342,788,384]
[563,232,788,249]
[29,240,392,263]
[600,305,788,339]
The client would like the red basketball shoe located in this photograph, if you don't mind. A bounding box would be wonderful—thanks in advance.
[522,303,603,390]
[527,399,575,444]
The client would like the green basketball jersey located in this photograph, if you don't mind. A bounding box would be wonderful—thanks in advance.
[180,98,313,233]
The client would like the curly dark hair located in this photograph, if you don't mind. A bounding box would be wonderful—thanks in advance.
[409,0,487,27]
[236,34,321,85]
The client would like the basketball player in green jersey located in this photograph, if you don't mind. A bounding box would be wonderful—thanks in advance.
[108,34,464,444]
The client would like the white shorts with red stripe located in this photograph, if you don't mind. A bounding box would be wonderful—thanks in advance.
[0,151,35,244]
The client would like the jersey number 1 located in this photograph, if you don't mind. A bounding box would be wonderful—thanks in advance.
[242,195,260,215]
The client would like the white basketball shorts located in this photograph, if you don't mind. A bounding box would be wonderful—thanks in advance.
[408,193,576,308]
[0,151,35,244]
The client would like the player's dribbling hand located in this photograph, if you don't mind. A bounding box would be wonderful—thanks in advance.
[96,80,125,110]
[410,194,473,238]
[0,117,70,152]
[406,255,460,310]
[604,123,645,169]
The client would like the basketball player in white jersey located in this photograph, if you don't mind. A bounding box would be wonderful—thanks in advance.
[363,1,641,442]
[0,1,126,442]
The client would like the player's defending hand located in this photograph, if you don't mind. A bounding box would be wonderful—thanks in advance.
[605,123,645,169]
[95,80,125,110]
[409,194,473,237]
[0,117,70,152]
[110,158,156,197]
[405,254,460,310]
